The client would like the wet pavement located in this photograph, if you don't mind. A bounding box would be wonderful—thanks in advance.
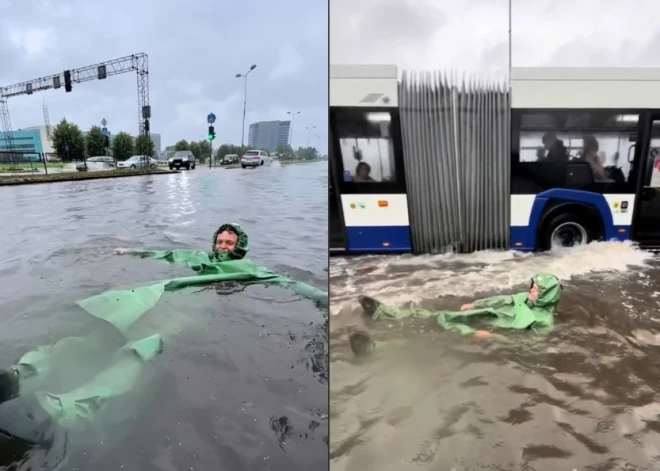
[330,243,660,471]
[0,162,328,470]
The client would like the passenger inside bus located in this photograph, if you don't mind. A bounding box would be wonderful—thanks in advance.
[580,136,614,182]
[354,162,376,182]
[540,132,570,162]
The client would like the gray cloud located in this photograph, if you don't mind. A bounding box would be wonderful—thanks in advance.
[331,0,660,76]
[0,0,328,151]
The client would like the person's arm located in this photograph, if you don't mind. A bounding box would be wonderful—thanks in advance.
[470,294,516,309]
[115,248,202,264]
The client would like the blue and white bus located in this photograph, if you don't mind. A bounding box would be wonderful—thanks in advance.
[331,65,660,254]
[510,67,660,251]
[329,65,412,254]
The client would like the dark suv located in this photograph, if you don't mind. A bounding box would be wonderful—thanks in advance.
[169,151,196,170]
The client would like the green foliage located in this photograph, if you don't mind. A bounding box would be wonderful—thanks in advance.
[111,132,134,161]
[51,118,85,161]
[135,134,155,157]
[173,140,190,151]
[86,126,107,157]
[213,144,249,161]
[276,144,295,158]
[188,140,212,162]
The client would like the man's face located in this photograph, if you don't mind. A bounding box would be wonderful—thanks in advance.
[528,283,539,303]
[216,230,238,253]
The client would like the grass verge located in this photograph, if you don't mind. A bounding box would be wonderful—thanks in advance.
[0,169,179,186]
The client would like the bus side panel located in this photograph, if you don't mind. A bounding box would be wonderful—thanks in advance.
[510,190,635,251]
[340,194,412,253]
[510,195,538,251]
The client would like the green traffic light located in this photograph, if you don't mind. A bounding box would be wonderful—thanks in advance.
[208,134,215,141]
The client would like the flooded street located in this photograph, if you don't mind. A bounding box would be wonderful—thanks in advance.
[0,163,328,470]
[330,243,660,471]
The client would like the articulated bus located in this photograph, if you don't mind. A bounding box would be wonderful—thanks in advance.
[331,65,660,254]
[510,67,660,251]
[329,64,412,254]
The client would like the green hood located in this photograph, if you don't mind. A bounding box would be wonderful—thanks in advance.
[211,223,249,261]
[528,273,562,309]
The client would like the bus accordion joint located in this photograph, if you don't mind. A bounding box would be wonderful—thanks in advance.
[377,200,388,207]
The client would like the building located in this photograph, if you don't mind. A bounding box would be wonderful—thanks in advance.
[150,133,161,154]
[0,128,45,158]
[247,120,291,152]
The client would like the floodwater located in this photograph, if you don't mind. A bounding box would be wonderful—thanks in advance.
[0,162,328,470]
[330,242,660,471]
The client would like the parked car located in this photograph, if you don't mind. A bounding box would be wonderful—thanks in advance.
[117,155,157,169]
[241,150,273,168]
[76,156,116,172]
[169,151,196,170]
[221,154,239,165]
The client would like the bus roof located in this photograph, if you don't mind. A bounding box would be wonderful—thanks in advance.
[330,64,398,108]
[512,67,660,109]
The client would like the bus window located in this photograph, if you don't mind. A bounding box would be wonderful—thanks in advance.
[334,109,397,183]
[512,110,640,194]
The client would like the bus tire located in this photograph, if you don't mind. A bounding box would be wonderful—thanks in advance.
[538,211,597,251]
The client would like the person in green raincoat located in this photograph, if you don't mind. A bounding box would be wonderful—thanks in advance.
[115,222,249,263]
[0,223,327,465]
[351,273,562,356]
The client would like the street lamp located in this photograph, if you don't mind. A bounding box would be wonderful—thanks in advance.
[286,111,301,146]
[305,126,316,147]
[236,64,257,147]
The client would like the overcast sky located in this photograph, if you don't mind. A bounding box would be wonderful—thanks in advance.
[0,0,328,151]
[331,0,660,74]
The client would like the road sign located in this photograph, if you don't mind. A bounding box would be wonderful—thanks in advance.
[101,118,107,126]
[101,127,108,136]
[207,113,216,124]
[64,144,70,153]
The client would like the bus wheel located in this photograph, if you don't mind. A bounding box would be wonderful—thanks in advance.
[541,212,595,250]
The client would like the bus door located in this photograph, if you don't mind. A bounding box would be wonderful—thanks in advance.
[330,106,412,253]
[632,112,660,247]
[329,153,347,252]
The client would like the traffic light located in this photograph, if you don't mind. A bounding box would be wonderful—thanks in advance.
[104,135,110,148]
[64,70,72,93]
[208,125,215,141]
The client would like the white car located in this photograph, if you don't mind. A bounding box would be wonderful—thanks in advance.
[117,155,157,169]
[241,150,273,168]
[76,156,116,171]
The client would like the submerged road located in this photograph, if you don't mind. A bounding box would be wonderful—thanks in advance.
[0,163,328,470]
[330,243,660,471]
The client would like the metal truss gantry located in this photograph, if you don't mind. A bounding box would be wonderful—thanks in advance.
[0,53,150,155]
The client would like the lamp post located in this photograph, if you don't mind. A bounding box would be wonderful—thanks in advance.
[286,110,301,147]
[236,64,257,147]
[306,126,316,147]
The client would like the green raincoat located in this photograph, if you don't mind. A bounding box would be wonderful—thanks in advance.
[364,273,562,336]
[0,223,327,450]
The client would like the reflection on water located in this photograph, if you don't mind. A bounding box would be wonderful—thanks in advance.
[0,164,328,470]
[330,242,660,470]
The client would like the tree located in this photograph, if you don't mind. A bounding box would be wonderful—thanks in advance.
[111,132,134,161]
[296,146,319,161]
[173,140,190,151]
[198,140,211,162]
[135,134,155,157]
[189,141,201,160]
[276,144,295,159]
[86,125,106,157]
[213,144,248,161]
[51,118,85,161]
